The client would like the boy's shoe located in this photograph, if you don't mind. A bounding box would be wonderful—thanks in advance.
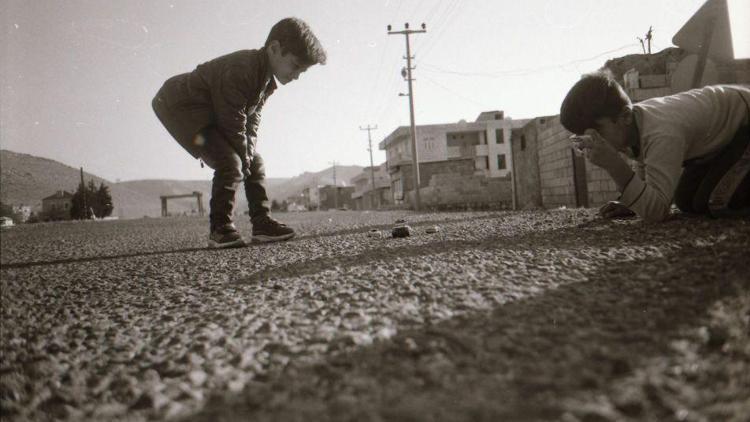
[208,223,245,248]
[251,215,295,243]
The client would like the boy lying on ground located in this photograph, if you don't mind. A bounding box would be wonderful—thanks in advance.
[560,71,750,222]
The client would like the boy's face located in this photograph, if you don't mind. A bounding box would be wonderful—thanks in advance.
[592,112,631,153]
[268,41,311,85]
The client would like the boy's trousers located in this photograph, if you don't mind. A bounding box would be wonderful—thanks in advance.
[152,96,270,228]
[675,125,750,214]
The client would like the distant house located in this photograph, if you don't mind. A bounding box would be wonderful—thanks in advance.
[379,110,528,209]
[350,163,391,210]
[318,185,355,210]
[42,190,73,220]
[302,186,321,210]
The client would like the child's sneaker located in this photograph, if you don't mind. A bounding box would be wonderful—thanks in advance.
[251,215,295,243]
[208,223,245,248]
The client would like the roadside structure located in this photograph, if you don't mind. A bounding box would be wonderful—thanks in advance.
[41,190,73,221]
[12,205,32,222]
[318,185,355,210]
[379,111,529,209]
[302,185,321,210]
[350,163,391,210]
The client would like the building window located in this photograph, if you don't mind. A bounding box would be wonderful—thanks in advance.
[485,156,490,169]
[497,154,507,170]
[495,129,504,144]
[521,135,526,151]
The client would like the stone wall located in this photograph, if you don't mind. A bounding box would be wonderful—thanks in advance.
[397,159,512,209]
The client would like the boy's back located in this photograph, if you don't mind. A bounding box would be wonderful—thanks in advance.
[635,84,750,161]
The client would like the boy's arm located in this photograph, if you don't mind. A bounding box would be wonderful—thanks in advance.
[618,134,684,222]
[245,99,266,158]
[212,66,253,167]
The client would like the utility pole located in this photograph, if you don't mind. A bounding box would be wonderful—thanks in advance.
[388,22,426,211]
[79,167,87,219]
[360,124,378,209]
[329,160,338,209]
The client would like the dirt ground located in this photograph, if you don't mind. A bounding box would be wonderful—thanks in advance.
[1,209,748,421]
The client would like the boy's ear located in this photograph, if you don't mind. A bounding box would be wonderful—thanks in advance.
[268,40,281,55]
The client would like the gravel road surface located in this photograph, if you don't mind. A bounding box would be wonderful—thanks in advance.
[1,210,748,421]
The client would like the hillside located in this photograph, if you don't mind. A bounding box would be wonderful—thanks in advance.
[1,150,363,218]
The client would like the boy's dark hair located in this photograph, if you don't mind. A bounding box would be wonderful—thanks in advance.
[560,70,631,135]
[265,17,327,66]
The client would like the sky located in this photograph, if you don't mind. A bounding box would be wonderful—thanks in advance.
[1,0,742,181]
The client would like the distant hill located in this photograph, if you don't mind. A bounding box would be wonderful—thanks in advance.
[1,149,115,208]
[0,150,204,218]
[1,149,364,218]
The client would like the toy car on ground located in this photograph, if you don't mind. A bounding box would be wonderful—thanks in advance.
[392,219,411,238]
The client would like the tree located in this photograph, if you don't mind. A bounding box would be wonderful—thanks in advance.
[280,200,288,212]
[270,199,280,211]
[95,182,114,218]
[71,180,114,219]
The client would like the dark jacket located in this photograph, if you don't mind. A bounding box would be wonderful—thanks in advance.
[153,48,277,164]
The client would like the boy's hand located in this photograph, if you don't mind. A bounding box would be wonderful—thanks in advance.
[578,129,621,169]
[599,201,636,219]
[241,156,252,179]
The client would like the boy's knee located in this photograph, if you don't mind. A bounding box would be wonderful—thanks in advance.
[214,158,244,183]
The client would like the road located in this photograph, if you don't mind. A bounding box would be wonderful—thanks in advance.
[1,210,748,421]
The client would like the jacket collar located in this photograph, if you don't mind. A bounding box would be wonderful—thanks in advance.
[257,46,278,95]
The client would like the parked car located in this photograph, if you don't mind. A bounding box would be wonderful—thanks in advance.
[0,216,15,228]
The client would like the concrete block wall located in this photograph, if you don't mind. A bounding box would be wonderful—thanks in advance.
[586,165,619,206]
[511,119,547,209]
[537,117,577,208]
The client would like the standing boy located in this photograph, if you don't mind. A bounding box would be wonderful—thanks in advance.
[152,18,326,247]
[560,71,750,222]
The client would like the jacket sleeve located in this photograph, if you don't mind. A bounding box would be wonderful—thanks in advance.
[619,133,684,222]
[211,66,253,165]
[245,93,270,158]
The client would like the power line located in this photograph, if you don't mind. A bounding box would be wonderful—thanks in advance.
[421,43,641,79]
[422,74,492,109]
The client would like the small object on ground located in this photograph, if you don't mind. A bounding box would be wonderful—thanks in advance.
[367,229,382,238]
[425,225,440,234]
[392,219,411,238]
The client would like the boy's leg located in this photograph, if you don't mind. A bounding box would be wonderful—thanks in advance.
[691,126,750,216]
[245,153,295,242]
[200,127,246,247]
[674,162,710,214]
[244,153,271,219]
